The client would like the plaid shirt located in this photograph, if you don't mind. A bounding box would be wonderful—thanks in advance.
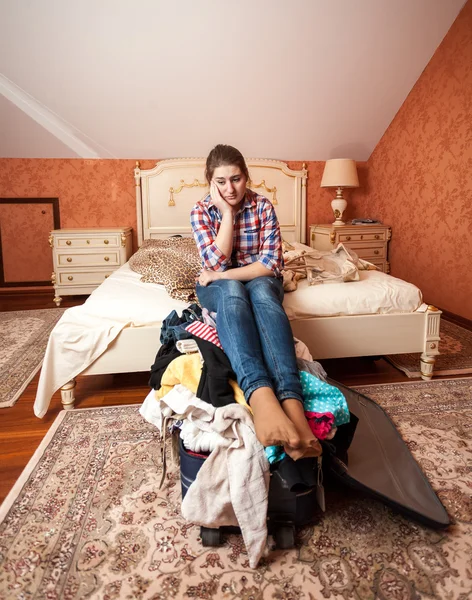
[190,189,283,278]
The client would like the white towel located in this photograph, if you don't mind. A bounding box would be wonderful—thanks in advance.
[181,402,270,569]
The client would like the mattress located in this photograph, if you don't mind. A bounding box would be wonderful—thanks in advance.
[283,270,423,319]
[74,263,423,322]
[34,263,423,418]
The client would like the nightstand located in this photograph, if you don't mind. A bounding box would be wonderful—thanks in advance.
[49,227,133,306]
[309,223,391,273]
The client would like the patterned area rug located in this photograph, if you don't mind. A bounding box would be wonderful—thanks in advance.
[386,320,472,377]
[0,308,66,408]
[0,378,471,599]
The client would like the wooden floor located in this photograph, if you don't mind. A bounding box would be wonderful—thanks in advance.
[0,290,448,505]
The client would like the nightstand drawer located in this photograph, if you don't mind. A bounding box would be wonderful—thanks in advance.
[57,251,120,267]
[57,271,112,286]
[350,245,386,259]
[55,234,122,248]
[338,231,386,243]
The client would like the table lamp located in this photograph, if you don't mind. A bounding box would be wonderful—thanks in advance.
[320,159,359,225]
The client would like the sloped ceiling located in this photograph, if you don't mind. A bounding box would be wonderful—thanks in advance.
[0,0,466,160]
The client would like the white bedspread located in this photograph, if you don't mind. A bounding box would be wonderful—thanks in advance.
[34,263,422,418]
[34,264,188,418]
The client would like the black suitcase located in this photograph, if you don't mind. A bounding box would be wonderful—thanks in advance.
[179,437,321,549]
[178,379,450,550]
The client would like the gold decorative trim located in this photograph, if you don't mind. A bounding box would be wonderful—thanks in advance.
[121,233,127,247]
[329,231,336,245]
[51,272,56,284]
[169,179,208,206]
[48,234,54,248]
[387,227,392,241]
[427,305,439,311]
[248,179,278,205]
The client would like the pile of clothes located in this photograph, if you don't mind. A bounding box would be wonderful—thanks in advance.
[140,304,350,567]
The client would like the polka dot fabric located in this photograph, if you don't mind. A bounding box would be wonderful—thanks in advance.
[299,371,350,426]
[265,373,350,464]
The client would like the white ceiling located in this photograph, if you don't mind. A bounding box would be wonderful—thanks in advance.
[0,0,466,161]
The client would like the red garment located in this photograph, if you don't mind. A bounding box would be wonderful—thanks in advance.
[186,320,223,350]
[305,411,335,440]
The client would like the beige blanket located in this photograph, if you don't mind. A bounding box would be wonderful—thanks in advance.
[282,241,378,291]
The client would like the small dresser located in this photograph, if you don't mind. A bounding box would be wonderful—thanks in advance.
[309,223,391,273]
[49,227,133,306]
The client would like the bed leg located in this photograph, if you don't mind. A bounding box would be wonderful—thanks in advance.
[61,379,76,410]
[420,305,442,381]
[420,354,436,381]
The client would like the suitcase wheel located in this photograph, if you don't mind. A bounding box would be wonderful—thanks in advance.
[274,525,295,549]
[200,526,224,547]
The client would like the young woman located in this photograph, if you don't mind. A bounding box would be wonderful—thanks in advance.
[190,144,321,460]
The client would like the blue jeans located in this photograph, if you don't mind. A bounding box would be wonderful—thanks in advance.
[196,277,303,404]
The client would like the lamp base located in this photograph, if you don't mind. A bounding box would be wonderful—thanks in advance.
[331,193,347,226]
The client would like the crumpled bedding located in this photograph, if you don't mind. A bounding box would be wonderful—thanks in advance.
[282,241,377,292]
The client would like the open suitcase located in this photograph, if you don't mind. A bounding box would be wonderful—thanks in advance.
[179,379,450,550]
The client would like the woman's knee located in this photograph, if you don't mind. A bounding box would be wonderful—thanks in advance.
[247,276,283,304]
[217,279,248,301]
[198,279,248,310]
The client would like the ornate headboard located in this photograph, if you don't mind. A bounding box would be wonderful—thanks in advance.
[134,158,307,246]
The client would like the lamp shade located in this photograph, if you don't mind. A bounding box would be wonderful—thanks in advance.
[320,159,359,188]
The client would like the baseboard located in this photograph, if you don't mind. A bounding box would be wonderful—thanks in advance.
[440,308,472,331]
[0,287,53,295]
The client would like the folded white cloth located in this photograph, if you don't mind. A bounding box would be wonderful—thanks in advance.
[176,339,200,354]
[179,420,221,454]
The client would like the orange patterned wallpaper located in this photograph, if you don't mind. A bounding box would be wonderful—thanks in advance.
[355,0,472,320]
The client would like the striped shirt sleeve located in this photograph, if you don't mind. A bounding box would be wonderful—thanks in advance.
[190,202,230,271]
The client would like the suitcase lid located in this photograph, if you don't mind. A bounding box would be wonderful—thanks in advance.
[327,379,450,528]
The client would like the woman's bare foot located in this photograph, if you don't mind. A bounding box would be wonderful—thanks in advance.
[250,387,301,450]
[281,399,322,461]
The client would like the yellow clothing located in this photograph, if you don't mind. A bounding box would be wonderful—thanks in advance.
[155,353,250,411]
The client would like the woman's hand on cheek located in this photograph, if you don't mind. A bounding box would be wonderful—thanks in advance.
[198,269,223,287]
[210,181,232,216]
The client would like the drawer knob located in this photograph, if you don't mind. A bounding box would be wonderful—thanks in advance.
[105,274,109,279]
[360,235,364,240]
[374,250,380,255]
[104,239,109,245]
[87,240,90,244]
[68,276,73,281]
[66,240,71,246]
[375,234,380,239]
[345,235,351,241]
[67,257,72,262]
[104,256,110,262]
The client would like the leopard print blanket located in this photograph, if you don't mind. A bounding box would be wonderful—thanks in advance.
[129,237,201,301]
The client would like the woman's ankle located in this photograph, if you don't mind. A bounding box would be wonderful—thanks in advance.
[249,387,280,413]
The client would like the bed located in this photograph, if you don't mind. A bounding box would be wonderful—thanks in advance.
[33,158,441,417]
